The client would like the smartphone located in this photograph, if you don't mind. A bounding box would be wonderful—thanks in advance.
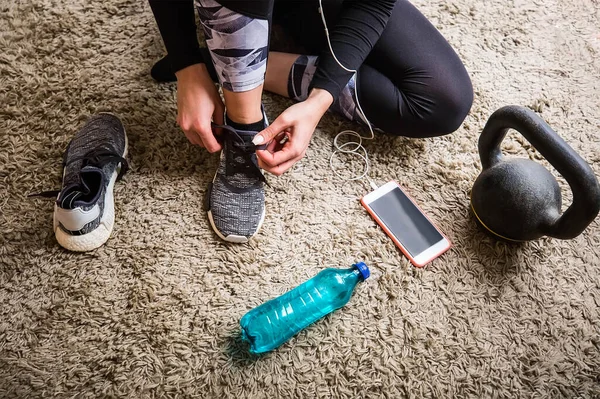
[361,181,451,267]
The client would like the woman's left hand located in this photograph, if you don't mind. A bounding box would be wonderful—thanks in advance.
[254,89,334,176]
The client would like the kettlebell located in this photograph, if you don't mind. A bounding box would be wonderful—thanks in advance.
[471,105,600,241]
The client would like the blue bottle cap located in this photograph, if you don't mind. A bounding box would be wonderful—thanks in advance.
[354,262,370,280]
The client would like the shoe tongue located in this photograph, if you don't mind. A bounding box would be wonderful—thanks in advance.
[235,129,258,139]
[224,127,255,143]
[58,166,104,209]
[227,128,271,153]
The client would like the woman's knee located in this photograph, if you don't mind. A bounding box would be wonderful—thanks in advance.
[358,64,473,138]
[430,78,474,136]
[397,75,473,138]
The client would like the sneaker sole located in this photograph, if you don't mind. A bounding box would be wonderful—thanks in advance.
[54,123,128,252]
[207,206,266,244]
[207,154,266,243]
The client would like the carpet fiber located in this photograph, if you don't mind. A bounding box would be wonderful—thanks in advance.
[1,0,599,397]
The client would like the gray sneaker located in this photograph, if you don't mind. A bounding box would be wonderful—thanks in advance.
[206,123,267,243]
[51,114,128,251]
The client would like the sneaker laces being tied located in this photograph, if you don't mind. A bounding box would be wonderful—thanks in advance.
[215,124,267,184]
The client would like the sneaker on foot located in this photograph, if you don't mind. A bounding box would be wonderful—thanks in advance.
[51,114,128,251]
[205,123,267,243]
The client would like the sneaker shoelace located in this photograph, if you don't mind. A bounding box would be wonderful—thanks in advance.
[29,146,129,198]
[216,124,267,184]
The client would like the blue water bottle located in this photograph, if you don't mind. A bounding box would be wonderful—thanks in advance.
[240,262,370,354]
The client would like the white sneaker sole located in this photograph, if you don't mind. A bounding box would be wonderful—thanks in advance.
[207,206,266,244]
[54,127,128,252]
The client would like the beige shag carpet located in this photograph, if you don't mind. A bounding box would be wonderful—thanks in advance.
[1,0,599,397]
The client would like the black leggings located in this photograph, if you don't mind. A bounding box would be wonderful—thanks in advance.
[213,0,473,138]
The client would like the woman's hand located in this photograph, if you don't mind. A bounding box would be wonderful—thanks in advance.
[175,63,225,153]
[254,88,333,176]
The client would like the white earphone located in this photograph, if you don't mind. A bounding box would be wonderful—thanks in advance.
[318,0,378,188]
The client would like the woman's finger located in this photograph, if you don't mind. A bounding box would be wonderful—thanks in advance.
[263,131,288,153]
[183,129,203,146]
[197,124,223,153]
[259,154,303,176]
[212,103,225,137]
[187,116,221,153]
[253,114,290,146]
[256,142,299,167]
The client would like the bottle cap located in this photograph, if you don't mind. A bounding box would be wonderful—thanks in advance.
[354,262,370,280]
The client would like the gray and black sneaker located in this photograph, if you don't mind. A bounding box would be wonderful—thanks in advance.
[37,114,128,251]
[205,122,267,243]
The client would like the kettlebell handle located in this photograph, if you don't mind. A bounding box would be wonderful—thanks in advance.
[479,105,600,239]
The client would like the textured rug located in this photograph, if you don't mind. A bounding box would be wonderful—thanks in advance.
[1,0,599,397]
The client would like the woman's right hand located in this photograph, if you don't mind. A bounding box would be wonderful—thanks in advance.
[175,63,225,153]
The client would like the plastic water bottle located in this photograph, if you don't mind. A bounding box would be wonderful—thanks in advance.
[240,262,370,354]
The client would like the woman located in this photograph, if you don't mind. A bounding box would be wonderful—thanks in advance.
[148,0,473,243]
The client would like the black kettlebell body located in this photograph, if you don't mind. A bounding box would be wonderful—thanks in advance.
[471,106,600,241]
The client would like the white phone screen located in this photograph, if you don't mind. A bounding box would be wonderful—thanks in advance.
[369,187,443,257]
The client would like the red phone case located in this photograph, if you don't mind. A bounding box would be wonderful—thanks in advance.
[360,181,451,267]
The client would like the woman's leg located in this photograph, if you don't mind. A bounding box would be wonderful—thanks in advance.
[196,0,274,125]
[194,0,275,242]
[361,0,473,136]
[264,52,304,98]
[266,0,473,138]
